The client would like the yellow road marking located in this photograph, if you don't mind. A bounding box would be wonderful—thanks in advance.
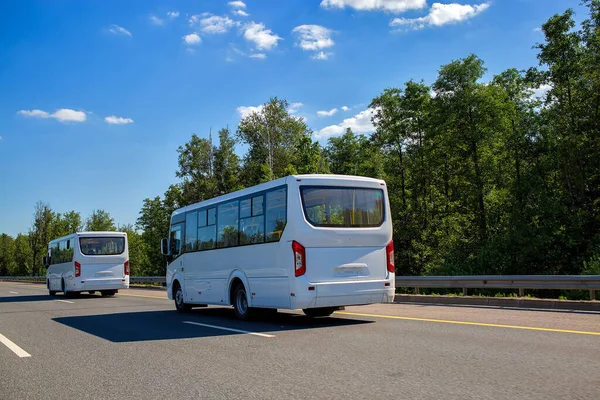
[335,311,600,336]
[119,293,168,300]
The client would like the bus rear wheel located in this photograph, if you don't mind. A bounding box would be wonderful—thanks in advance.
[101,290,116,297]
[303,307,337,318]
[233,283,254,320]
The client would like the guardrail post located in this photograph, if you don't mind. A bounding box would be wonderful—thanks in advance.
[518,288,525,297]
[590,289,596,301]
[463,287,467,296]
[415,287,420,295]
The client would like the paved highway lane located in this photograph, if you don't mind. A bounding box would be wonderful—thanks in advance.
[1,282,599,400]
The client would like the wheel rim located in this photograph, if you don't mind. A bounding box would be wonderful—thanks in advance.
[236,289,248,315]
[175,287,184,307]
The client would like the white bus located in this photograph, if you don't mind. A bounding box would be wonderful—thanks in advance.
[43,232,130,297]
[162,174,395,319]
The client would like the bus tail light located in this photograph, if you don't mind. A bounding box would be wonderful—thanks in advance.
[74,261,81,277]
[292,241,306,277]
[124,260,130,276]
[386,240,395,273]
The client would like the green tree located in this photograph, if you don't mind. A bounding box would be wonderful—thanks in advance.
[121,224,150,276]
[85,209,116,231]
[213,127,242,195]
[0,234,17,276]
[176,133,218,204]
[237,97,313,184]
[52,210,83,238]
[14,234,33,276]
[28,201,54,276]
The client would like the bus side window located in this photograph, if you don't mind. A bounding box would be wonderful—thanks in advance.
[266,188,287,243]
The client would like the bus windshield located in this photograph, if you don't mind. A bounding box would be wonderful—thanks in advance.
[80,237,125,255]
[300,186,385,228]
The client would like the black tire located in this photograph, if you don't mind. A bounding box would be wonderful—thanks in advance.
[61,279,69,297]
[47,280,56,296]
[173,282,192,313]
[100,290,116,297]
[232,283,254,320]
[303,307,336,318]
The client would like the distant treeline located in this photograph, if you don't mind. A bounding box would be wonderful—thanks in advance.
[1,3,599,278]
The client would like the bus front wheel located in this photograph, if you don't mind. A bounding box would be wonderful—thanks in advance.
[173,282,192,313]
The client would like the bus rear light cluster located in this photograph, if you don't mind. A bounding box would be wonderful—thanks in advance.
[124,260,130,276]
[386,240,395,273]
[292,241,306,277]
[74,261,81,277]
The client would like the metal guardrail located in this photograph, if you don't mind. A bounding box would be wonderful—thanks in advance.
[396,275,600,300]
[2,275,599,299]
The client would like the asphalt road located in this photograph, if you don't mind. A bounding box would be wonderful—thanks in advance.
[1,282,599,400]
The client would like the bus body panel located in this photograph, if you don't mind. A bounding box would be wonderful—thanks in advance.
[46,232,130,293]
[166,174,394,312]
[179,242,290,309]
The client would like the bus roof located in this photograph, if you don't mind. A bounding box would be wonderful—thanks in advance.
[49,231,127,244]
[172,174,386,217]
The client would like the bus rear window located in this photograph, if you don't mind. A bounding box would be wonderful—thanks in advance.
[80,237,125,255]
[300,186,385,228]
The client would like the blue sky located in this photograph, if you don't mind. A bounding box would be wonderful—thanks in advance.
[0,0,588,236]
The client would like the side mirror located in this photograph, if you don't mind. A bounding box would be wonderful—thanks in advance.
[42,256,48,267]
[160,238,169,256]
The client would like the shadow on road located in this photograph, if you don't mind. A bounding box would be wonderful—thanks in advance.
[0,293,114,303]
[52,308,373,342]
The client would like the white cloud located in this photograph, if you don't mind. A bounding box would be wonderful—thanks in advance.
[244,22,282,51]
[150,15,164,25]
[317,108,338,117]
[250,53,266,59]
[321,0,426,13]
[316,108,376,139]
[292,25,334,51]
[312,51,332,60]
[531,84,552,99]
[237,105,264,119]
[167,11,180,19]
[233,9,250,17]
[289,102,304,115]
[105,116,134,125]
[183,33,201,45]
[108,24,132,37]
[341,106,350,111]
[197,15,238,34]
[533,27,542,32]
[0,135,3,140]
[18,108,87,123]
[229,1,247,8]
[391,2,490,30]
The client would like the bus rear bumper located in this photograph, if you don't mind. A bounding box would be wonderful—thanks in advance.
[79,278,129,291]
[292,279,395,309]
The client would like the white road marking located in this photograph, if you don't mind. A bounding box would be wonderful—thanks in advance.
[55,300,74,304]
[0,333,31,358]
[9,291,18,294]
[183,321,275,338]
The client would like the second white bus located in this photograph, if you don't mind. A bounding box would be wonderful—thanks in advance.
[44,231,130,297]
[162,174,395,319]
